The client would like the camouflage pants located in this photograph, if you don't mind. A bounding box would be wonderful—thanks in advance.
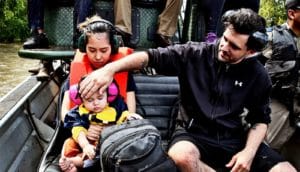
[266,98,296,150]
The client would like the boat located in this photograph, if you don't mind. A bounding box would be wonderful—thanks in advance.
[0,0,299,171]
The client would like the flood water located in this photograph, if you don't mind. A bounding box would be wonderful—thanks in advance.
[0,43,39,99]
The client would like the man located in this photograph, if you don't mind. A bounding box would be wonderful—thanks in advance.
[263,0,300,150]
[79,8,296,172]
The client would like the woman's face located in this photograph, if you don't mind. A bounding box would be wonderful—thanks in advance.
[86,32,112,69]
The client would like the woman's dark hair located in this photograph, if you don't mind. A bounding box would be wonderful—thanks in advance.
[78,15,119,54]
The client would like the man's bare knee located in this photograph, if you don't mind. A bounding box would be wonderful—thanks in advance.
[168,141,200,167]
[269,161,297,172]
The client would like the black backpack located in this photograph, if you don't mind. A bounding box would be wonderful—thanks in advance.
[99,119,177,172]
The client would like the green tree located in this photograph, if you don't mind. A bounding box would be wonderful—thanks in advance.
[260,0,286,26]
[0,0,28,42]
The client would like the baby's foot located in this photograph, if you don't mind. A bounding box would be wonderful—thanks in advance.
[59,157,78,172]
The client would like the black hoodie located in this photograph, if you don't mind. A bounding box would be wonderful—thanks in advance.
[147,41,271,142]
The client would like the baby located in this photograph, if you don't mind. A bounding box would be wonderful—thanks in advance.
[59,81,141,172]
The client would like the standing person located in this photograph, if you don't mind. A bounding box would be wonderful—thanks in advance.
[223,0,261,13]
[73,0,93,48]
[114,0,182,48]
[263,0,300,150]
[60,15,137,160]
[200,0,226,44]
[59,81,141,172]
[78,8,297,172]
[73,0,182,48]
[23,0,51,79]
[23,0,49,49]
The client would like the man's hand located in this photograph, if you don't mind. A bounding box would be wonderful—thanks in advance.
[86,124,104,142]
[226,149,255,172]
[79,65,114,99]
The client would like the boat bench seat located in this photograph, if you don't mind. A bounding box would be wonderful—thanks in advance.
[38,74,180,172]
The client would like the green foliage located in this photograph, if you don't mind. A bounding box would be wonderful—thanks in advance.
[0,0,28,42]
[259,0,286,26]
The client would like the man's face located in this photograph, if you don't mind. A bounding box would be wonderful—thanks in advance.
[288,8,300,31]
[218,26,252,64]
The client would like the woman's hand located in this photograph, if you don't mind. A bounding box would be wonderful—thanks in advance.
[79,65,114,99]
[86,124,104,142]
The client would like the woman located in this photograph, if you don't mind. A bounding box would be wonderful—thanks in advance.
[60,15,136,171]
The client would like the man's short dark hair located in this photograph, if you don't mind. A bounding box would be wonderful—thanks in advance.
[222,8,267,51]
[285,0,300,9]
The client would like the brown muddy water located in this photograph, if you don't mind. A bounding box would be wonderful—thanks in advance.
[0,43,39,99]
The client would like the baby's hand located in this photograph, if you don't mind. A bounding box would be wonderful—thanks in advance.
[126,113,143,121]
[82,144,96,159]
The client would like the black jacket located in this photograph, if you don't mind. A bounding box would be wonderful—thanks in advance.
[147,41,271,139]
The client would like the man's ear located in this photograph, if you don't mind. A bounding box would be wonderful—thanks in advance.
[248,49,256,54]
[288,9,296,20]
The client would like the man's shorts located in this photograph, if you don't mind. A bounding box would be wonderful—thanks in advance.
[169,127,285,171]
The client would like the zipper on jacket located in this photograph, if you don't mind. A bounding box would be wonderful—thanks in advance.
[211,63,228,143]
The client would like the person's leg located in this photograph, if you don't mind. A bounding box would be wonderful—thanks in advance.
[113,0,135,48]
[157,0,182,37]
[168,127,217,172]
[202,0,226,43]
[24,0,49,49]
[156,0,182,47]
[168,140,216,172]
[266,99,295,150]
[73,0,93,48]
[59,157,78,172]
[223,0,260,13]
[114,0,132,35]
[251,143,297,172]
[269,162,297,172]
[242,0,260,13]
[59,138,82,172]
[27,0,44,31]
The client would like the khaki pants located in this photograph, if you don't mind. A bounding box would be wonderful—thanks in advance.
[114,0,182,36]
[266,99,295,150]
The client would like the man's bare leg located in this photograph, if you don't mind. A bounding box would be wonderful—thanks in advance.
[269,161,297,172]
[168,140,216,172]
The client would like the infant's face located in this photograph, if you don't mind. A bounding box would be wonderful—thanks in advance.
[82,91,107,113]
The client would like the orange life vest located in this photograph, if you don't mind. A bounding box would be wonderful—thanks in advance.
[69,47,133,109]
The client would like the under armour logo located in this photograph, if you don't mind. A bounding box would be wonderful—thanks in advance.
[234,80,243,87]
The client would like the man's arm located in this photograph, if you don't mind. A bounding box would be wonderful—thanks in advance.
[79,51,149,99]
[226,123,268,172]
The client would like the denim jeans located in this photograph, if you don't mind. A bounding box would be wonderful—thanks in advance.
[74,0,92,28]
[73,0,93,47]
[223,0,261,13]
[200,0,226,33]
[28,0,44,30]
